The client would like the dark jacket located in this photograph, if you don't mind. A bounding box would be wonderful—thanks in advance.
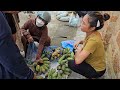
[0,11,34,79]
[4,13,20,34]
[21,19,50,56]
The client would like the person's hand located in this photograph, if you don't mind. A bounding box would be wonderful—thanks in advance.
[36,59,44,64]
[79,40,84,44]
[36,54,41,60]
[74,40,84,49]
[76,46,83,52]
[74,41,81,49]
[27,36,34,43]
[36,54,44,63]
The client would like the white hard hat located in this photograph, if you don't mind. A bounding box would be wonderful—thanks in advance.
[37,11,51,23]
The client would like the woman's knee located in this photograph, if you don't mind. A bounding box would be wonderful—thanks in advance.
[68,60,76,69]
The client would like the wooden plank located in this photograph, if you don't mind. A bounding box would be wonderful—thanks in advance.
[12,14,24,51]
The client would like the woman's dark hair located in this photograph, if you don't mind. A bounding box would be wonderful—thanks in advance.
[87,11,110,30]
[75,11,92,17]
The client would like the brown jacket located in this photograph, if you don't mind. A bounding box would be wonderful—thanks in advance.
[21,19,49,56]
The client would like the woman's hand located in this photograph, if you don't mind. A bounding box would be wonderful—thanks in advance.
[36,54,41,60]
[27,36,34,43]
[74,40,84,49]
[74,41,80,49]
[76,46,83,52]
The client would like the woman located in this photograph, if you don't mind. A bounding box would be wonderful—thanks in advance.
[21,11,51,60]
[68,11,110,79]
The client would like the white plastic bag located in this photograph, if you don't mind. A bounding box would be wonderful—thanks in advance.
[57,11,68,16]
[59,16,70,22]
[34,41,39,47]
[69,12,80,27]
[56,11,68,19]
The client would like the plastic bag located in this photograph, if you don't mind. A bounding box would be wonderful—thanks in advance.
[26,42,38,62]
[59,16,70,22]
[69,12,80,27]
[56,11,68,20]
[61,40,75,52]
[57,11,68,16]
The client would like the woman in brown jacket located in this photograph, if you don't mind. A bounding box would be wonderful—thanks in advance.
[21,11,51,60]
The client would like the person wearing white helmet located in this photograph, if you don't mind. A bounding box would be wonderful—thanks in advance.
[21,11,51,60]
[37,11,51,24]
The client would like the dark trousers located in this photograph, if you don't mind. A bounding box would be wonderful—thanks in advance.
[68,60,106,79]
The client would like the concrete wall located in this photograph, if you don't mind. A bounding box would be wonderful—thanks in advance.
[99,11,120,79]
